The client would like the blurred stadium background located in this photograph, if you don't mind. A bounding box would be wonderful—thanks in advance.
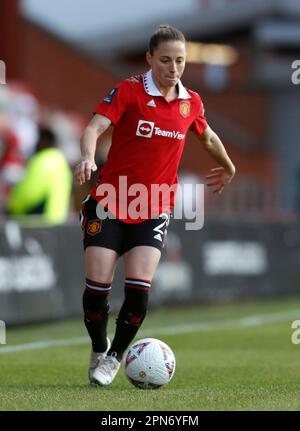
[1,0,300,410]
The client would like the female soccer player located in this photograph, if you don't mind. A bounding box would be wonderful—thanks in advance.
[74,24,235,386]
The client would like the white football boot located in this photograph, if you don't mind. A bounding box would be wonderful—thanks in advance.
[88,337,111,383]
[90,353,121,386]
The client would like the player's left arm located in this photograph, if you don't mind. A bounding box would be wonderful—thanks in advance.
[198,125,236,194]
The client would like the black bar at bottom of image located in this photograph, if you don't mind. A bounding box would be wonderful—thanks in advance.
[0,411,298,429]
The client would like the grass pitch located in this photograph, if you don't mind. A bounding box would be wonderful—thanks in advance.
[1,296,300,411]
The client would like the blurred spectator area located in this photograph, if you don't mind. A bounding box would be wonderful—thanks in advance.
[0,82,113,220]
[1,0,300,220]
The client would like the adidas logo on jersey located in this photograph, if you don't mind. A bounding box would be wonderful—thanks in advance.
[147,99,157,107]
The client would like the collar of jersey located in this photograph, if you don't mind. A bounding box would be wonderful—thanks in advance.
[143,70,191,100]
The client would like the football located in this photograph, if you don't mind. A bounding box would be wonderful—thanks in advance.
[124,338,176,389]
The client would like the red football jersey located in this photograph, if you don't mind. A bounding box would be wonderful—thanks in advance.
[91,70,207,223]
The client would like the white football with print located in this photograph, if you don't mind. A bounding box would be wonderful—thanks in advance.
[124,337,176,389]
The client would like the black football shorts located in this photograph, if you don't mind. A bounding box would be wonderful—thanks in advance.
[80,195,169,255]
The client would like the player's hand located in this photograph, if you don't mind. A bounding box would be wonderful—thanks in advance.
[206,166,235,194]
[74,159,97,185]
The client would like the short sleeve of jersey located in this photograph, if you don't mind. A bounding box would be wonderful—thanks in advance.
[189,93,208,136]
[93,80,131,125]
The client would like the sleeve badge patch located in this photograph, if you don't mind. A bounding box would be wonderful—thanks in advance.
[103,87,118,103]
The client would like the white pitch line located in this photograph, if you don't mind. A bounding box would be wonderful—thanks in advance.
[0,308,300,354]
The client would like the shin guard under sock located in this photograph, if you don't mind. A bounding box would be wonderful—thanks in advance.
[83,278,111,353]
[108,278,151,361]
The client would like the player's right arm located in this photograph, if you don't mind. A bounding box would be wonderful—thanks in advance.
[76,80,131,185]
[75,114,111,185]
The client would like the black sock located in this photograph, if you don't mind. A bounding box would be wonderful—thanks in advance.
[83,279,111,353]
[107,278,151,361]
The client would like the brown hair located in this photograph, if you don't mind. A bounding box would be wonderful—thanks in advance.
[149,24,186,55]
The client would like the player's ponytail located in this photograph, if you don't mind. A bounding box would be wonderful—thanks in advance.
[149,24,185,54]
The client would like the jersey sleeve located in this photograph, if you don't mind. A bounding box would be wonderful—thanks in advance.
[189,94,208,136]
[93,80,131,125]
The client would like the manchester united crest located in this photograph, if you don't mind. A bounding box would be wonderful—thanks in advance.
[179,101,191,118]
[87,220,101,235]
